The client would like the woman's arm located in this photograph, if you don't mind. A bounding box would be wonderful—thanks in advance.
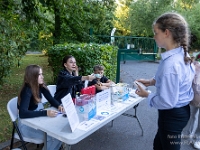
[57,73,82,88]
[42,87,61,109]
[101,76,114,87]
[95,83,109,91]
[101,82,113,87]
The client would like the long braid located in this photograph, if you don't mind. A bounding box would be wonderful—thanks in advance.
[181,37,192,64]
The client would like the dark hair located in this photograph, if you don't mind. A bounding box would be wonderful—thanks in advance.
[153,12,191,64]
[62,55,75,68]
[93,65,104,71]
[18,65,47,104]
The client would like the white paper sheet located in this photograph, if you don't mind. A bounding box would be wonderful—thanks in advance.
[96,89,111,111]
[77,119,99,131]
[61,93,80,132]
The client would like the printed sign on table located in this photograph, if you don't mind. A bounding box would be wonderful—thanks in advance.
[96,89,111,111]
[61,93,80,132]
[77,119,99,131]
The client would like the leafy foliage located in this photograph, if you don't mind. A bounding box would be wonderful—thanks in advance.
[0,0,117,85]
[175,2,200,48]
[127,0,174,37]
[115,0,200,49]
[0,0,32,85]
[21,0,116,45]
[47,43,118,82]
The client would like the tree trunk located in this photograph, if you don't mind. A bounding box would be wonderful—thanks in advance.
[53,5,61,45]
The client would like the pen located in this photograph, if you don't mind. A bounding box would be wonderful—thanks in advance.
[56,111,67,117]
[56,111,63,114]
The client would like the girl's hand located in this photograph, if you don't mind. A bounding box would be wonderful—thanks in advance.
[58,105,65,113]
[74,65,79,76]
[88,75,96,81]
[47,110,58,117]
[135,83,149,97]
[136,79,155,87]
[97,81,102,86]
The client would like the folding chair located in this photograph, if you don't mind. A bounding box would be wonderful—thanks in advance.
[7,97,43,150]
[40,85,57,110]
[47,85,56,97]
[41,85,56,102]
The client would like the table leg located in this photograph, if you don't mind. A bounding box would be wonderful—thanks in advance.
[43,132,47,150]
[123,54,126,64]
[62,143,71,150]
[122,103,144,136]
[111,120,114,127]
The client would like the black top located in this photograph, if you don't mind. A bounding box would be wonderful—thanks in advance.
[54,68,84,103]
[18,83,61,118]
[88,75,109,93]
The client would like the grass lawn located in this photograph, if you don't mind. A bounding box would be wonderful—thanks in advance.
[0,54,54,143]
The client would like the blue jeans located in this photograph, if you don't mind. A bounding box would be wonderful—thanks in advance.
[153,104,190,150]
[18,104,62,150]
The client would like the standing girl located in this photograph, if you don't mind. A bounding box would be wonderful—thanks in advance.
[135,12,195,150]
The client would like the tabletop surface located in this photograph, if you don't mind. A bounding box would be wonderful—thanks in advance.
[21,93,144,145]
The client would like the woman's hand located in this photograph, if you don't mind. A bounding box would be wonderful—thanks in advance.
[87,75,96,81]
[136,79,155,87]
[58,105,65,113]
[74,65,79,76]
[97,81,102,86]
[135,84,149,97]
[81,75,96,81]
[47,110,58,117]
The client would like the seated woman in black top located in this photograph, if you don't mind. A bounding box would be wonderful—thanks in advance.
[17,65,63,150]
[88,64,114,93]
[54,55,95,103]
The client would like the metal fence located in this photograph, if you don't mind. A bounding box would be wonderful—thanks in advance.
[91,35,158,82]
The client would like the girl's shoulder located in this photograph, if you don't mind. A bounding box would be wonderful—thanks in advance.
[59,69,71,76]
[101,75,108,81]
[23,83,31,90]
[21,83,32,95]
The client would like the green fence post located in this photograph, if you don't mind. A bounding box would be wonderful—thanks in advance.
[116,49,121,83]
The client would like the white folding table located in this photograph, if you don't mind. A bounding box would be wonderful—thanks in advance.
[21,95,145,150]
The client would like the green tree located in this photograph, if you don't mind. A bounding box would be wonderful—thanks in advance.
[114,0,200,49]
[114,1,131,35]
[21,0,116,45]
[174,0,200,48]
[0,0,117,85]
[127,0,175,37]
[0,0,32,85]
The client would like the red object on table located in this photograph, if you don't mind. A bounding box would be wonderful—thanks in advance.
[72,98,76,104]
[81,85,96,95]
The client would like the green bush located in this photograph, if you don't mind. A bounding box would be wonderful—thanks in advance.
[47,43,118,83]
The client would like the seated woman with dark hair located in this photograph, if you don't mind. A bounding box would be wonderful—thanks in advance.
[54,55,96,103]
